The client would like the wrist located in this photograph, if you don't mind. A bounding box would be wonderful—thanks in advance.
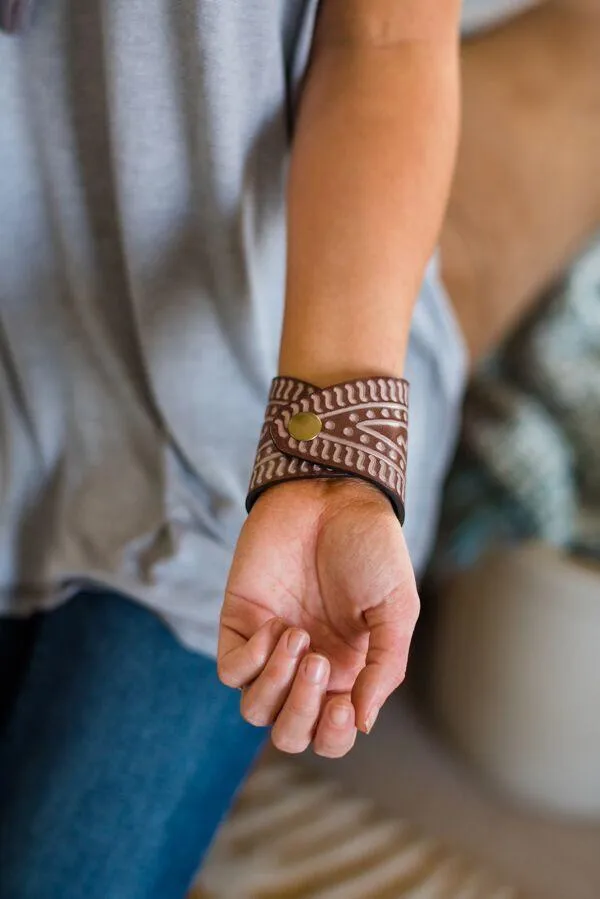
[278,334,409,388]
[277,362,407,391]
[247,374,409,524]
[251,476,393,518]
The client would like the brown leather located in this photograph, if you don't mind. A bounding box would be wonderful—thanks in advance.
[247,376,409,524]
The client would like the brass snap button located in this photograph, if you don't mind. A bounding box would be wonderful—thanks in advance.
[288,412,323,442]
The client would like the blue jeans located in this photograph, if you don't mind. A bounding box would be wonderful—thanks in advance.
[0,591,266,899]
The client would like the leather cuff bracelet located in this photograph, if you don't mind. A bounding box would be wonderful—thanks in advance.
[247,376,409,524]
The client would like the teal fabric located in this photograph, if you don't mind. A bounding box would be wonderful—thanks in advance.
[436,240,600,571]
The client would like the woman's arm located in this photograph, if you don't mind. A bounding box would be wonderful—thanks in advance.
[219,1,462,757]
[280,0,461,387]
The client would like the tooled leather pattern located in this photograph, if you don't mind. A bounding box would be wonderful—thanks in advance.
[248,378,335,493]
[247,376,409,523]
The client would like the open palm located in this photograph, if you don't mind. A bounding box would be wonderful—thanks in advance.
[218,479,419,757]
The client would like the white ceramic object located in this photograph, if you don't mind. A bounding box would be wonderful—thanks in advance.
[430,543,600,819]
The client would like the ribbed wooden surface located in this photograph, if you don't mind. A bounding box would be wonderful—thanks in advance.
[194,760,528,899]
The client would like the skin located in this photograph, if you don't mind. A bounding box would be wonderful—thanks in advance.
[443,0,600,362]
[219,0,600,758]
[220,479,418,757]
[280,0,461,386]
[218,0,461,758]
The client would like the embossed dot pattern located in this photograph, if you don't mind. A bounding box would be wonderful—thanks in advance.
[247,376,409,524]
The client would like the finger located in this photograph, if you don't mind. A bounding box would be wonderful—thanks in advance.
[240,628,310,727]
[271,653,330,754]
[313,695,357,759]
[217,617,287,689]
[352,589,420,734]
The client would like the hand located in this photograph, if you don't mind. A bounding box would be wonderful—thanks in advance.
[218,478,420,758]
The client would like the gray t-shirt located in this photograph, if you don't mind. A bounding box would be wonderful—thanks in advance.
[0,0,487,655]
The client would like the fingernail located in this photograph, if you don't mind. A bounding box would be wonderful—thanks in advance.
[287,629,309,657]
[365,707,380,734]
[304,655,328,684]
[330,703,352,727]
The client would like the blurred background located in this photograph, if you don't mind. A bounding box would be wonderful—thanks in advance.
[195,1,600,896]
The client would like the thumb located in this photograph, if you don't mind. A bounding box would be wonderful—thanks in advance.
[351,587,420,734]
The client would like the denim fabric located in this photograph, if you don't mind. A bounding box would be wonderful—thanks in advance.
[0,592,267,899]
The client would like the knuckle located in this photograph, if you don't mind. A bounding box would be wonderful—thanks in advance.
[369,650,407,691]
[217,661,238,688]
[286,696,318,719]
[271,730,310,755]
[398,583,421,621]
[240,697,270,728]
[365,585,420,630]
[388,586,420,623]
[314,741,352,760]
[314,729,357,759]
[261,664,287,689]
[246,643,268,671]
[241,709,270,728]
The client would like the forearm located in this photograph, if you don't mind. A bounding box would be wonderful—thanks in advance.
[279,3,461,387]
